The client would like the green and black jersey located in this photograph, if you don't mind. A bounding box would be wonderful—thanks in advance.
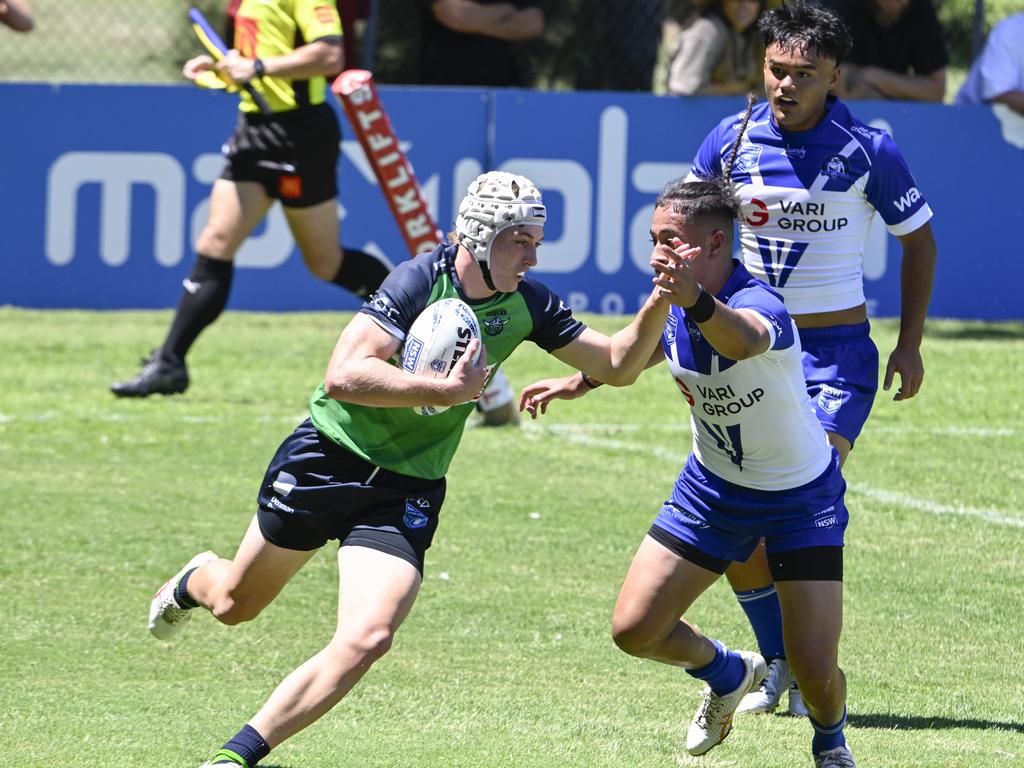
[310,245,587,480]
[226,0,342,113]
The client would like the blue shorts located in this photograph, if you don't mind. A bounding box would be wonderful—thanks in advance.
[651,451,848,568]
[799,322,878,447]
[256,419,446,574]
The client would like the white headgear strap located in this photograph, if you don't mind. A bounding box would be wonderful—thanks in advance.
[455,171,546,270]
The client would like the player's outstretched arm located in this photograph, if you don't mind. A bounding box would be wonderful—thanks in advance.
[520,347,665,419]
[885,221,937,401]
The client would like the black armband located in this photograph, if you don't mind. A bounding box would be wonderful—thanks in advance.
[580,372,603,389]
[686,287,716,323]
[253,58,266,78]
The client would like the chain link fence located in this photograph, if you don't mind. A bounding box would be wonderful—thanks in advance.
[0,0,1018,96]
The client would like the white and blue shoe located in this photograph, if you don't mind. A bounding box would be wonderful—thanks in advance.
[686,650,768,755]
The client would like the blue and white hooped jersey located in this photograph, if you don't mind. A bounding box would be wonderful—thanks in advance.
[689,97,933,315]
[663,263,833,491]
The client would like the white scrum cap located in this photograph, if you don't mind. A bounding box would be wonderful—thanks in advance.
[455,171,546,270]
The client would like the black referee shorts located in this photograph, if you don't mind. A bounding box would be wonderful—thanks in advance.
[256,419,446,574]
[221,103,340,208]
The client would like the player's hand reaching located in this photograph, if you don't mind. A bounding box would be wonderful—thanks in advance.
[651,237,702,307]
[519,374,591,419]
[884,344,924,401]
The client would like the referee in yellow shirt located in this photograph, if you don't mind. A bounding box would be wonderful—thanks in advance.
[112,0,392,398]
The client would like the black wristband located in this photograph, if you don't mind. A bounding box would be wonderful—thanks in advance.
[580,372,603,389]
[686,288,716,323]
[253,58,266,78]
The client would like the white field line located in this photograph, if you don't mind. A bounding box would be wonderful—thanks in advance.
[523,422,1024,529]
[2,412,1014,440]
[847,486,1024,529]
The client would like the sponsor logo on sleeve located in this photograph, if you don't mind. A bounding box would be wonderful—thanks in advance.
[893,187,921,213]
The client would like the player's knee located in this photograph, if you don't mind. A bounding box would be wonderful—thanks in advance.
[611,616,658,658]
[195,228,237,260]
[330,625,396,665]
[790,654,842,700]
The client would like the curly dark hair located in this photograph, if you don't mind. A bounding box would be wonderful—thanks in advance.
[757,0,853,65]
[655,176,741,230]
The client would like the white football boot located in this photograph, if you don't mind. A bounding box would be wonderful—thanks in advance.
[686,650,768,756]
[789,683,809,716]
[814,745,856,767]
[149,551,218,640]
[736,657,793,714]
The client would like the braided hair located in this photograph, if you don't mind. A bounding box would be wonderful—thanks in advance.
[723,92,758,180]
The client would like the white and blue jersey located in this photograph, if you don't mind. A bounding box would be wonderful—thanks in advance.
[652,262,848,565]
[662,262,831,491]
[689,96,932,315]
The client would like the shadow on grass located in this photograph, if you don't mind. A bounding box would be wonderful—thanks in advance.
[925,323,1024,341]
[848,713,1024,733]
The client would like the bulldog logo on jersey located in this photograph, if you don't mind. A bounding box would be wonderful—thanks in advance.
[482,309,509,337]
[821,154,852,180]
[403,498,431,529]
[734,145,763,174]
[818,384,845,414]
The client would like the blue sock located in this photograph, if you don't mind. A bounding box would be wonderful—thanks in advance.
[734,585,785,661]
[810,708,847,754]
[686,640,746,695]
[174,567,200,609]
[215,724,270,767]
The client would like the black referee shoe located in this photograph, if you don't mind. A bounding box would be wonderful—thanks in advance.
[111,352,189,398]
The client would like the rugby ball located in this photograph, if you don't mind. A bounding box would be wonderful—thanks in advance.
[401,298,482,416]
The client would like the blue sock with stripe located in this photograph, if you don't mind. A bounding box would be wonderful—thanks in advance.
[810,708,847,754]
[213,724,270,767]
[734,585,785,661]
[686,639,746,695]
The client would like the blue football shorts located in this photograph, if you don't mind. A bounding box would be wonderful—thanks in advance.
[651,450,848,569]
[255,419,446,574]
[799,321,879,447]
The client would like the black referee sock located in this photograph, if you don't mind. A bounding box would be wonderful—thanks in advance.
[331,248,392,298]
[161,255,234,364]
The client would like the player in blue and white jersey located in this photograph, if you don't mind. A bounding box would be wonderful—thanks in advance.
[521,178,856,768]
[686,0,937,718]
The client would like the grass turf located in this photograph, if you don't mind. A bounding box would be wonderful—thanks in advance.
[0,308,1022,767]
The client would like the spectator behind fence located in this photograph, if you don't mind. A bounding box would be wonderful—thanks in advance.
[661,0,766,96]
[956,12,1024,116]
[418,0,544,87]
[0,0,33,32]
[826,0,947,102]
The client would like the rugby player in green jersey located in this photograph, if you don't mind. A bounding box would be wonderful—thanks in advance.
[147,171,678,768]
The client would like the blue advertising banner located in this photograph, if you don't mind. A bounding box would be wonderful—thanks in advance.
[3,83,1023,319]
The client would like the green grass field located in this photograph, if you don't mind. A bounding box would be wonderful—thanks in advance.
[1,308,1022,768]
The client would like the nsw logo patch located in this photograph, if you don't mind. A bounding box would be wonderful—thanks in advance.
[817,384,845,414]
[734,145,763,174]
[403,497,432,529]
